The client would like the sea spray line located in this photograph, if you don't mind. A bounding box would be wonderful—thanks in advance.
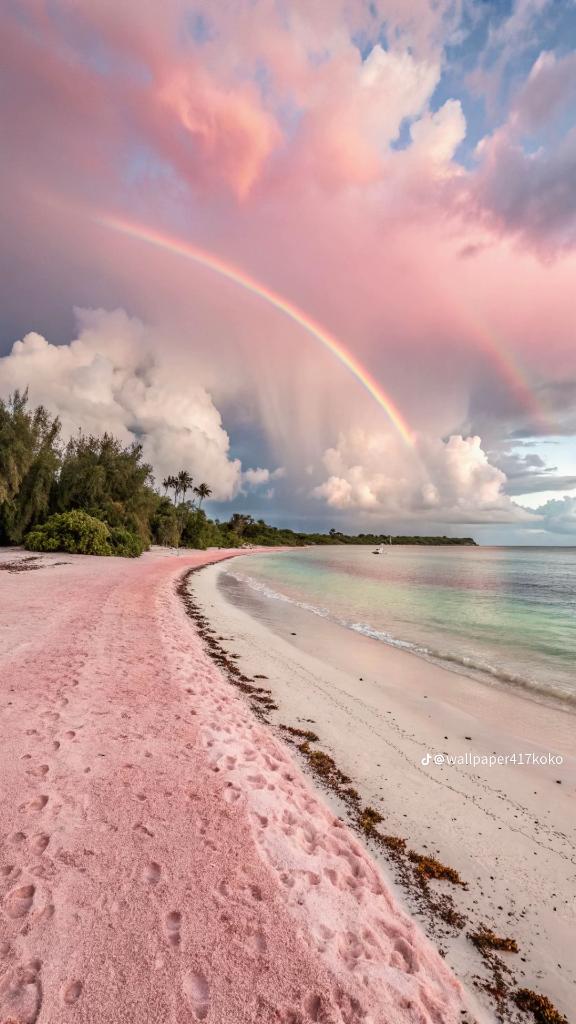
[92,212,415,446]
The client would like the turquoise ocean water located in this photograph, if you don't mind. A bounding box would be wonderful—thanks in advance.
[222,546,576,708]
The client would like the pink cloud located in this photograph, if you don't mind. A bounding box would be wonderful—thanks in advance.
[1,0,575,487]
[152,69,280,200]
[511,50,576,132]
[467,46,576,253]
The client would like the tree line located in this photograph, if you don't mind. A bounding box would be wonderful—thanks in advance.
[0,390,220,555]
[0,391,476,557]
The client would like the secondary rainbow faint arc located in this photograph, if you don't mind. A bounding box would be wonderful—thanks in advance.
[469,320,553,432]
[447,291,553,432]
[93,213,415,446]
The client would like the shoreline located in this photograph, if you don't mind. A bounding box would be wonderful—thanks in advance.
[191,557,576,1023]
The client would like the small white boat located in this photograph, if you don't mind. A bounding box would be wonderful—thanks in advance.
[373,544,385,555]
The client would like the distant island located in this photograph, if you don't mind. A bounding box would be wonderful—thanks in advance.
[223,521,477,548]
[0,391,476,555]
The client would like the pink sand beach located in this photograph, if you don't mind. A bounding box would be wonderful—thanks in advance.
[0,547,483,1024]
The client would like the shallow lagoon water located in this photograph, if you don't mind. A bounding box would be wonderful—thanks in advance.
[224,545,576,708]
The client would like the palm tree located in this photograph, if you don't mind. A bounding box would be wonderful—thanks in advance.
[229,513,254,537]
[164,474,178,503]
[193,482,212,508]
[177,470,193,504]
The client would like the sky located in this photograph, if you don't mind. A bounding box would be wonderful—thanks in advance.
[1,0,576,543]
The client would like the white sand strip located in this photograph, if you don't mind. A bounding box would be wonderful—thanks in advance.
[192,559,576,1022]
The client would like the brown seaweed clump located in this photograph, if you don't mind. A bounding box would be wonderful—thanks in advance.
[381,834,407,853]
[469,928,518,954]
[358,806,384,835]
[408,852,465,886]
[279,724,319,743]
[0,556,42,572]
[514,989,568,1024]
[297,742,351,787]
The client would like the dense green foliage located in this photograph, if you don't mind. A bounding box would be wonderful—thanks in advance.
[0,392,155,556]
[0,391,60,544]
[107,525,147,558]
[0,392,476,556]
[56,433,157,543]
[27,510,109,556]
[26,510,146,557]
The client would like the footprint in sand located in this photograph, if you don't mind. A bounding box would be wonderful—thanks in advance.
[38,902,55,924]
[5,883,35,919]
[165,911,182,947]
[338,932,363,965]
[324,868,339,888]
[134,824,154,838]
[62,980,83,1004]
[28,764,49,778]
[303,993,323,1021]
[22,795,49,813]
[31,833,50,855]
[246,774,266,790]
[0,959,42,1023]
[390,938,418,974]
[143,861,161,885]
[182,970,210,1020]
[40,710,59,722]
[1,865,20,880]
[223,785,241,804]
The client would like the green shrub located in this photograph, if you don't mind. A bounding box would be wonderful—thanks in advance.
[26,509,112,555]
[108,525,146,558]
[151,498,182,547]
[25,509,144,557]
[180,508,225,550]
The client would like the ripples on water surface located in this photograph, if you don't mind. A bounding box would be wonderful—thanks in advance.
[224,546,576,708]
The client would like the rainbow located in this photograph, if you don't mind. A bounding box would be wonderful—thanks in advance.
[92,213,414,446]
[452,303,553,433]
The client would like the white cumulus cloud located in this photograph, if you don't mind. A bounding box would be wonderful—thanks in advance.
[533,495,576,534]
[410,99,466,164]
[312,429,534,523]
[242,465,286,487]
[0,308,243,500]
